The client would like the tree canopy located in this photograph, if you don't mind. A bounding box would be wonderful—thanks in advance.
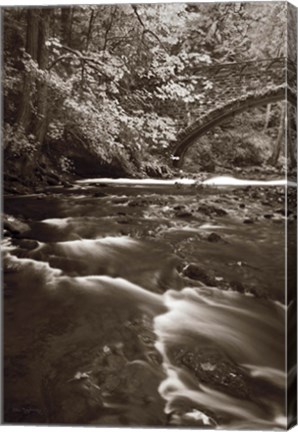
[2,2,294,181]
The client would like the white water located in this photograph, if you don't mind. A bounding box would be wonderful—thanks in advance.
[154,286,285,428]
[76,175,296,187]
[3,240,286,428]
[4,178,290,427]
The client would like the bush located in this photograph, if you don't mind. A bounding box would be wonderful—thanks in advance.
[3,123,38,159]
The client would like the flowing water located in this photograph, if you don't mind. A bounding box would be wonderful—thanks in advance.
[3,177,292,428]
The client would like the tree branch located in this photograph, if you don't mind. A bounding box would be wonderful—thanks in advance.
[47,54,72,70]
[132,5,169,53]
[48,44,111,79]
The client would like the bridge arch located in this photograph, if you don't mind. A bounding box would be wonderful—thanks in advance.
[172,87,295,168]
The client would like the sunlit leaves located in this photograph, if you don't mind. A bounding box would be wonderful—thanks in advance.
[2,124,38,157]
[3,3,289,173]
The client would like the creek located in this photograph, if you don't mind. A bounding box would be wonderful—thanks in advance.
[3,176,292,428]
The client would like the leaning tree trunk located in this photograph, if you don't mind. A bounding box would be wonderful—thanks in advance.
[269,102,285,166]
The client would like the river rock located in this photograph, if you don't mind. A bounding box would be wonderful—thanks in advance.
[18,239,39,250]
[3,215,30,237]
[243,217,254,224]
[117,218,131,224]
[46,177,60,186]
[275,207,285,215]
[230,280,245,293]
[250,286,267,299]
[207,232,222,243]
[128,199,143,207]
[157,257,183,292]
[261,200,271,206]
[45,375,103,423]
[93,191,107,198]
[168,409,217,427]
[182,264,215,285]
[198,204,227,217]
[170,345,251,400]
[175,210,192,218]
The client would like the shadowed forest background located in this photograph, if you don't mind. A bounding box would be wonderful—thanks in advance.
[2,2,297,193]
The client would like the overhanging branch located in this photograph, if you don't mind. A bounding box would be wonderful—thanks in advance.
[47,44,111,79]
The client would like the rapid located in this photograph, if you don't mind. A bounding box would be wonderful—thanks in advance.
[3,177,292,428]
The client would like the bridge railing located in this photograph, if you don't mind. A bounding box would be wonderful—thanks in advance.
[170,57,296,131]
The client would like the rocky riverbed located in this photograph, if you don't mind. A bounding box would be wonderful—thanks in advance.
[2,178,295,427]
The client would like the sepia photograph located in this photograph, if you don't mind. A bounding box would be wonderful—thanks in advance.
[1,1,297,429]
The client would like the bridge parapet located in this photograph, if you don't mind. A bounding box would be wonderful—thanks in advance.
[173,57,294,124]
[167,57,296,167]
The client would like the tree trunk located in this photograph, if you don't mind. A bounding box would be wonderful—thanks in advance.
[61,7,73,46]
[287,105,297,169]
[263,103,272,132]
[269,102,285,166]
[34,8,51,146]
[17,8,52,147]
[80,9,95,91]
[17,9,39,132]
[86,9,95,52]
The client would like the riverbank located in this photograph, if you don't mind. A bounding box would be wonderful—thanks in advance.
[3,159,296,196]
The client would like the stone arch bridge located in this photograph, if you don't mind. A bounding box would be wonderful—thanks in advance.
[170,57,296,168]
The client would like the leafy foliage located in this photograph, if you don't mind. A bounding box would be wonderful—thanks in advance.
[2,3,291,177]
